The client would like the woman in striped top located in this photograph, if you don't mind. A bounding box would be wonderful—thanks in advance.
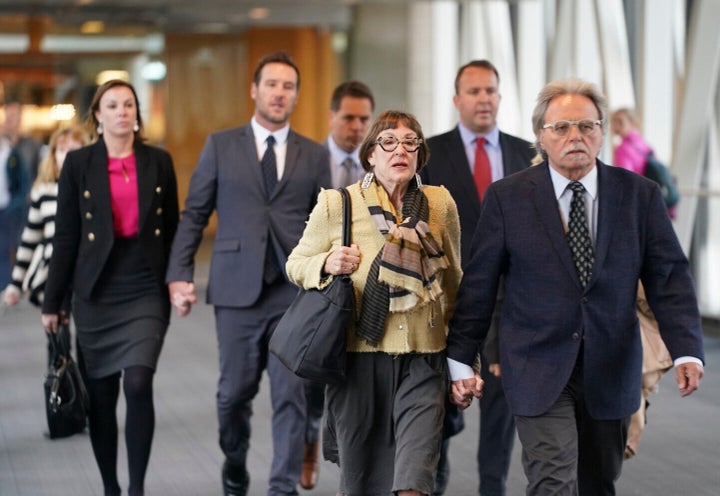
[3,125,88,307]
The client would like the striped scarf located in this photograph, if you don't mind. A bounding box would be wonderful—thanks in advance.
[356,176,449,346]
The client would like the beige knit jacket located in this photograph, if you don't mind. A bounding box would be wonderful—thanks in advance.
[286,182,462,354]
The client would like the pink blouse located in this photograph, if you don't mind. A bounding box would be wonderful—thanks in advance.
[108,155,139,237]
[613,130,652,175]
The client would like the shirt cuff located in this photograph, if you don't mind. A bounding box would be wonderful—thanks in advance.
[447,357,476,381]
[673,356,704,368]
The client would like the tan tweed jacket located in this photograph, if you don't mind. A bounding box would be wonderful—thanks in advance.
[286,182,462,354]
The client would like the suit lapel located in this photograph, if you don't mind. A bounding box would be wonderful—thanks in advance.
[135,143,157,234]
[86,141,113,229]
[237,125,265,197]
[586,161,623,290]
[447,128,481,216]
[529,163,582,288]
[273,130,298,200]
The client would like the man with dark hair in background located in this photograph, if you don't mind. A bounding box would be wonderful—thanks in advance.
[166,51,331,496]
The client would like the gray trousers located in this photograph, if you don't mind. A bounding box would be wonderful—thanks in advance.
[514,357,629,496]
[327,351,446,496]
[214,282,307,496]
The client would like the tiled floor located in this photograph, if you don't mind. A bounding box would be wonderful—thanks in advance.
[1,254,718,495]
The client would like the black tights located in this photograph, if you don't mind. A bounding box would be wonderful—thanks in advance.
[86,366,155,496]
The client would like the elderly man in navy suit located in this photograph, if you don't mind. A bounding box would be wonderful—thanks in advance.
[447,78,704,495]
[166,51,330,496]
[421,59,535,496]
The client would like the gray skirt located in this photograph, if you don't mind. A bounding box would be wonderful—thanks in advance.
[326,351,446,495]
[73,237,169,379]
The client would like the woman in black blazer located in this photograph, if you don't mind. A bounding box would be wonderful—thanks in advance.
[42,79,179,496]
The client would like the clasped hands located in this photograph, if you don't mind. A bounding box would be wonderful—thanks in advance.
[168,281,198,317]
[450,373,484,410]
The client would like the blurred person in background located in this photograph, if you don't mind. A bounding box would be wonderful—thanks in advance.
[3,125,88,365]
[41,80,179,496]
[0,131,29,288]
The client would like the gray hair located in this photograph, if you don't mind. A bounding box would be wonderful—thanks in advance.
[531,78,608,153]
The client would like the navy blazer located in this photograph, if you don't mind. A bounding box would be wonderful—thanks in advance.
[446,160,704,420]
[43,139,179,313]
[421,127,536,265]
[165,123,330,308]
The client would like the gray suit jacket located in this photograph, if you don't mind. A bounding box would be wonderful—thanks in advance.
[166,123,330,308]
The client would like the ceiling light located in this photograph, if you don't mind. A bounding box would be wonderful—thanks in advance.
[50,104,77,121]
[96,70,130,85]
[248,8,270,20]
[141,61,167,81]
[81,20,105,34]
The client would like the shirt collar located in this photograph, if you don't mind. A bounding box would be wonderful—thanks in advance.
[327,136,360,167]
[251,117,290,144]
[457,123,500,148]
[548,162,599,200]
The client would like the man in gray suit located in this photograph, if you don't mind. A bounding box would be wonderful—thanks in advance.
[421,59,536,496]
[299,80,374,490]
[166,51,331,496]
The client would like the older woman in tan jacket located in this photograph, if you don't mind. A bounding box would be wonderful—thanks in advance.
[287,110,462,496]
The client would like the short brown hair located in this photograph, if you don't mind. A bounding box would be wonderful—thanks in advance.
[358,110,430,173]
[454,59,500,94]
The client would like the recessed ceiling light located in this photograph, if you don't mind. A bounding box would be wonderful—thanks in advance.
[248,8,270,20]
[81,20,105,34]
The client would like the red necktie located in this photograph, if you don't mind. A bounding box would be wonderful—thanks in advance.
[474,137,492,201]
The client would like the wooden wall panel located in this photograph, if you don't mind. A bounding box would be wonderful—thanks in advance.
[164,29,338,234]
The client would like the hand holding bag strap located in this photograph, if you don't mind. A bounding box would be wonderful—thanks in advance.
[339,187,351,247]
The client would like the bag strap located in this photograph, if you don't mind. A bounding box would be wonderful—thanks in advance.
[339,187,351,247]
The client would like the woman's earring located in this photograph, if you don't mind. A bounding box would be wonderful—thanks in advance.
[97,122,103,134]
[361,171,374,190]
[133,121,140,132]
[415,173,423,189]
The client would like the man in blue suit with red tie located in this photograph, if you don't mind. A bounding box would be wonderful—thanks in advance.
[446,78,704,495]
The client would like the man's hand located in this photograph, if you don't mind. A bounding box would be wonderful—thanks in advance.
[449,373,484,410]
[41,314,59,334]
[676,362,703,397]
[488,363,502,377]
[168,281,197,317]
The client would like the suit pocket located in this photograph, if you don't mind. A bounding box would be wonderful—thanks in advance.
[213,239,241,252]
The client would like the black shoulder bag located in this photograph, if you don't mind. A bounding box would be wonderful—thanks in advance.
[269,187,353,384]
[44,323,89,439]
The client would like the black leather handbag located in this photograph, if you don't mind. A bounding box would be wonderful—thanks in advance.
[270,187,353,385]
[44,323,89,439]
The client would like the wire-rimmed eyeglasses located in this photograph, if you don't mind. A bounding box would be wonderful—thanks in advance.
[375,136,423,153]
[542,119,603,137]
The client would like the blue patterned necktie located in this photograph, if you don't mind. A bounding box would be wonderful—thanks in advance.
[261,135,277,198]
[567,181,594,287]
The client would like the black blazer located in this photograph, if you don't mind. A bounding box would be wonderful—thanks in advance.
[43,139,179,314]
[421,127,536,266]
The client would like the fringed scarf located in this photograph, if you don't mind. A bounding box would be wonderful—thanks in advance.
[356,176,449,346]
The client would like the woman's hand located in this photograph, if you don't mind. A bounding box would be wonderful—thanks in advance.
[3,285,20,306]
[324,243,361,276]
[42,314,59,334]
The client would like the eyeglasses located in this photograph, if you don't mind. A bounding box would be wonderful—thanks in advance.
[375,136,423,153]
[542,119,603,137]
